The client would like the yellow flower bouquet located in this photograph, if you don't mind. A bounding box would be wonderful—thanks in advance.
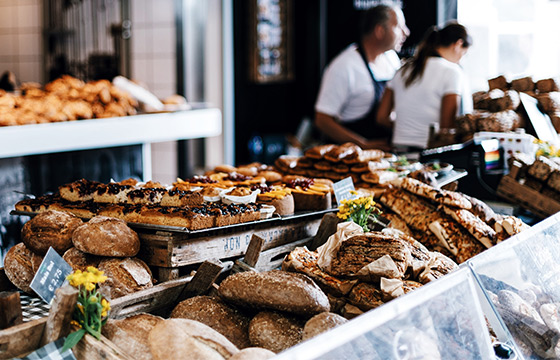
[337,191,380,232]
[62,266,110,352]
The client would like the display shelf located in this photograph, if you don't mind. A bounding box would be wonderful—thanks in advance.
[468,212,560,359]
[275,268,495,360]
[0,108,222,159]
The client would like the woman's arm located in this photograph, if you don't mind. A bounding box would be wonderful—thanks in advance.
[376,88,395,130]
[315,111,370,148]
[440,93,461,129]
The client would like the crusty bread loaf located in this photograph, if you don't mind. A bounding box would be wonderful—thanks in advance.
[488,75,509,91]
[4,243,43,293]
[62,247,102,271]
[302,312,348,340]
[102,313,164,360]
[98,257,153,300]
[248,311,304,353]
[21,210,83,255]
[148,318,239,360]
[72,216,140,257]
[229,348,275,360]
[218,270,330,316]
[170,296,252,349]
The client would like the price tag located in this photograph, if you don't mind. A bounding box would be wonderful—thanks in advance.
[30,247,73,304]
[333,177,358,205]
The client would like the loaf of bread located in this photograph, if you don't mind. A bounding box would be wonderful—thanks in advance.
[4,243,43,293]
[170,296,251,349]
[72,216,140,257]
[62,247,102,271]
[229,348,275,360]
[536,78,560,93]
[98,257,153,299]
[102,313,164,360]
[488,75,509,91]
[148,318,239,360]
[511,76,534,92]
[248,311,304,353]
[537,92,560,113]
[528,156,558,181]
[218,270,330,316]
[21,210,83,255]
[302,312,347,340]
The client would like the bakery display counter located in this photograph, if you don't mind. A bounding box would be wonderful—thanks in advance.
[468,212,560,359]
[274,267,496,360]
[0,108,222,159]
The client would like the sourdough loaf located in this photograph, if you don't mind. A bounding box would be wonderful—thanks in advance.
[218,270,330,316]
[148,318,239,360]
[102,313,164,360]
[72,216,140,257]
[98,257,153,299]
[62,247,102,271]
[170,295,251,349]
[21,210,83,255]
[4,243,43,293]
[248,311,304,353]
[302,312,347,341]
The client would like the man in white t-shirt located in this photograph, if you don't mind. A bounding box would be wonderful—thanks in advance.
[314,4,409,150]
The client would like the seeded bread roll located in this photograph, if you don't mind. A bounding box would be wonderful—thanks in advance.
[248,311,304,353]
[170,296,252,349]
[4,243,43,293]
[149,318,239,360]
[72,216,139,257]
[218,270,330,316]
[229,348,275,360]
[302,312,348,341]
[21,210,83,255]
[102,313,164,360]
[98,257,153,300]
[62,247,102,271]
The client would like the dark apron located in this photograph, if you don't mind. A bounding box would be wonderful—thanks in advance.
[343,44,392,139]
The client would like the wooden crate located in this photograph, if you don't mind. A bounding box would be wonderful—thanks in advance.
[232,237,312,273]
[497,174,560,219]
[137,211,328,271]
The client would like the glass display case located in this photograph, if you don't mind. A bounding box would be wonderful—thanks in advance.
[468,213,560,359]
[274,268,495,360]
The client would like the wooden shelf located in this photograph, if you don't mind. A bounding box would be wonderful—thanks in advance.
[0,108,222,158]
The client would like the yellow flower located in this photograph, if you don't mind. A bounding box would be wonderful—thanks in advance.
[85,282,96,291]
[350,190,358,196]
[77,303,85,315]
[70,320,82,328]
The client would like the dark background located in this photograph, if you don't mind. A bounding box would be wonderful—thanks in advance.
[233,0,442,165]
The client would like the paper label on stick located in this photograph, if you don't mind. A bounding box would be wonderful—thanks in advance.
[30,247,73,305]
[333,177,358,205]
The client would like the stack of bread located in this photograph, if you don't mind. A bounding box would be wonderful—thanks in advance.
[4,210,154,300]
[275,142,398,192]
[379,177,528,263]
[101,270,347,358]
[511,155,560,203]
[283,230,458,321]
[0,75,139,126]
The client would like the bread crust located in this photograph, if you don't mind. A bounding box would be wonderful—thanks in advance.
[248,311,303,353]
[4,242,43,293]
[72,216,140,257]
[98,257,153,299]
[62,247,102,271]
[302,312,347,341]
[22,210,83,255]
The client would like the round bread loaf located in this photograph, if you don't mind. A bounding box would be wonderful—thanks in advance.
[229,348,275,360]
[218,270,330,316]
[170,296,251,349]
[4,243,43,293]
[148,318,239,360]
[248,311,303,353]
[72,216,139,257]
[21,210,83,255]
[302,312,347,341]
[62,247,102,272]
[98,257,153,300]
[102,313,164,360]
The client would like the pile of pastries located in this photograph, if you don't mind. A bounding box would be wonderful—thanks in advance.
[0,75,138,126]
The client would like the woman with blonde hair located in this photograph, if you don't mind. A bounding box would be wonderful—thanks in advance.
[377,22,473,151]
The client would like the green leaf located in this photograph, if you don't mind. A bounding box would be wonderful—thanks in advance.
[61,329,86,352]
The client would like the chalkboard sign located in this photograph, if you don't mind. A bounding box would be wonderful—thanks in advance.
[30,247,73,304]
[333,177,358,205]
